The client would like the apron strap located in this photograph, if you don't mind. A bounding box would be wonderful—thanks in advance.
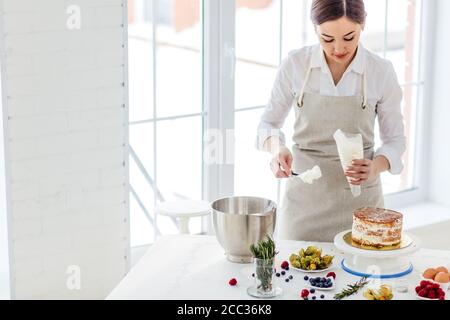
[296,58,367,109]
[361,71,367,110]
[297,67,312,108]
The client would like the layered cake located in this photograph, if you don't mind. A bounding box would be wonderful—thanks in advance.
[351,207,403,249]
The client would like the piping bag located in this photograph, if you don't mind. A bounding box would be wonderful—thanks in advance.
[333,129,363,197]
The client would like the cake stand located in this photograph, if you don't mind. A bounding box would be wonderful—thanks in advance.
[334,230,421,279]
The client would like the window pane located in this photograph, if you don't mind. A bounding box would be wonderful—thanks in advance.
[128,0,202,120]
[362,0,387,55]
[128,0,204,242]
[234,108,296,201]
[128,1,155,122]
[280,0,305,56]
[156,116,203,233]
[234,109,276,200]
[129,123,156,246]
[130,193,155,246]
[381,0,422,194]
[386,0,421,85]
[156,0,202,118]
[235,0,281,109]
[378,85,419,194]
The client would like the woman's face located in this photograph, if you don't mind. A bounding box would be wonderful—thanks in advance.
[315,16,364,66]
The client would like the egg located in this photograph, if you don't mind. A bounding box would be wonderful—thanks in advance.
[423,268,437,279]
[434,272,450,284]
[435,266,449,274]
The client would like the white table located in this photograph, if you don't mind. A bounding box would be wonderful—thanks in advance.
[107,235,450,300]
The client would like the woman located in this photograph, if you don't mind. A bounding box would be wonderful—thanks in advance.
[256,0,406,242]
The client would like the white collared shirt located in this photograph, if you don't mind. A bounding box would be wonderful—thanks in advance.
[256,43,406,174]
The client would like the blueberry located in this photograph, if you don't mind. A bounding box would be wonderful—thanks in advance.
[320,295,325,299]
[310,288,316,294]
[304,276,309,281]
[276,273,280,277]
[312,296,316,300]
[252,273,255,277]
[318,283,323,288]
[285,266,289,271]
[285,278,289,283]
[281,271,286,276]
[289,275,293,280]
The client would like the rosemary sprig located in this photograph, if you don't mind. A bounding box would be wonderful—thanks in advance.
[249,235,278,260]
[249,236,279,293]
[333,277,370,300]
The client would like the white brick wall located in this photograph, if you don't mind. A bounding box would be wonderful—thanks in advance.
[0,0,129,299]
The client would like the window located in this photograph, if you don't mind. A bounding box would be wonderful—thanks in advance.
[128,0,203,246]
[127,0,427,245]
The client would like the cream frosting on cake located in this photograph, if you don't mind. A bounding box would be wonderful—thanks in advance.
[351,207,403,248]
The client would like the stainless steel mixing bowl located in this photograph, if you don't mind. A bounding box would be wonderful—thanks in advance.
[211,196,277,263]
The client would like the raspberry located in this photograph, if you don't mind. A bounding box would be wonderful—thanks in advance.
[326,272,336,279]
[433,284,440,290]
[281,261,289,270]
[420,280,429,288]
[418,289,428,298]
[228,278,237,286]
[301,289,309,298]
[415,286,421,294]
[439,295,445,300]
[428,290,437,299]
[438,288,445,296]
[426,285,434,290]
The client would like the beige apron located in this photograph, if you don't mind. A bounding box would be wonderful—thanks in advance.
[278,66,384,242]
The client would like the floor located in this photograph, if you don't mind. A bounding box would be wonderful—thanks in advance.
[131,244,150,268]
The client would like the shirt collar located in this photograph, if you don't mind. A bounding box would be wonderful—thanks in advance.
[311,43,366,75]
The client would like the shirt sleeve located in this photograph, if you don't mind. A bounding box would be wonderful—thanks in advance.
[374,61,407,175]
[255,56,296,151]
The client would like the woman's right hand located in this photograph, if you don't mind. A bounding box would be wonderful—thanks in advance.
[270,146,293,178]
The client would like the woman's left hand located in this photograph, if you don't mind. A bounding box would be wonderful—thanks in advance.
[345,159,378,186]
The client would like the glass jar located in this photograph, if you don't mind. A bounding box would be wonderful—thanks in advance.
[254,258,275,296]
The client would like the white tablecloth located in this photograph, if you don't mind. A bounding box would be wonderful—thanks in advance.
[107,235,450,300]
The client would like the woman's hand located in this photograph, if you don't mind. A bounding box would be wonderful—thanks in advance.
[345,156,390,185]
[345,159,377,186]
[270,146,293,179]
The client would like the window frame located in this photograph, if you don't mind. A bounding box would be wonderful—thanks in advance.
[385,0,434,209]
[128,0,436,239]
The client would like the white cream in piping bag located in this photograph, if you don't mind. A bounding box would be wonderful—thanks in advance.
[297,165,322,184]
[333,129,364,197]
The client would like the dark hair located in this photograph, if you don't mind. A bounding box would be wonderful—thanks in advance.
[311,0,366,25]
